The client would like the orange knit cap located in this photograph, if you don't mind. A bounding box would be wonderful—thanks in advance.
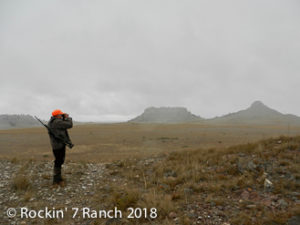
[52,109,64,116]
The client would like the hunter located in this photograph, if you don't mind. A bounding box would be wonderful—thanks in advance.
[48,109,73,185]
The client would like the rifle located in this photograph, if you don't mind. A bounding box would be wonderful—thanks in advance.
[34,116,74,149]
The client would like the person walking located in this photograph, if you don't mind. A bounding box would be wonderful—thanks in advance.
[48,109,73,186]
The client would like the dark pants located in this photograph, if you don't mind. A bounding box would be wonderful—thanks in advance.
[53,146,66,168]
[52,146,66,184]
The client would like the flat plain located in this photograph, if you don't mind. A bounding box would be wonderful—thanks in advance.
[1,123,300,225]
[0,122,299,162]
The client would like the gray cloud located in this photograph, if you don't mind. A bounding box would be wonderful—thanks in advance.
[1,0,300,121]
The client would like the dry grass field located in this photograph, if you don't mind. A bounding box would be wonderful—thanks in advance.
[1,123,300,224]
[0,122,299,162]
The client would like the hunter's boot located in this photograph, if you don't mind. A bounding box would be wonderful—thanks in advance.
[53,167,62,185]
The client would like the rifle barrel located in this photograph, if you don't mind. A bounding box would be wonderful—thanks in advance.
[34,116,74,149]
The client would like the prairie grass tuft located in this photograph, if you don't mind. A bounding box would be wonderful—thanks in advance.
[12,174,31,191]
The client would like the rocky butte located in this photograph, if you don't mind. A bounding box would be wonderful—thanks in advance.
[129,107,201,123]
[208,101,300,125]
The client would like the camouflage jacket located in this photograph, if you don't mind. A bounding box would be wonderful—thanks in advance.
[47,116,73,149]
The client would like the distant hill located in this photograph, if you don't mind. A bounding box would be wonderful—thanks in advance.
[208,101,300,125]
[0,114,41,129]
[129,107,201,123]
[0,114,87,130]
[3,101,300,128]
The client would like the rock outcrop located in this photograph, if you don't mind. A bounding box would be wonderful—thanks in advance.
[129,107,201,123]
[208,101,300,125]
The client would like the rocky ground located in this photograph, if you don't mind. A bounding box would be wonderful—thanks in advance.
[0,160,107,225]
[1,136,300,225]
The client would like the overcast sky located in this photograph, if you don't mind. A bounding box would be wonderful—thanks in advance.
[1,0,300,121]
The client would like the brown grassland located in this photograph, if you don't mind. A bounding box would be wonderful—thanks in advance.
[1,123,300,225]
[0,122,299,162]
